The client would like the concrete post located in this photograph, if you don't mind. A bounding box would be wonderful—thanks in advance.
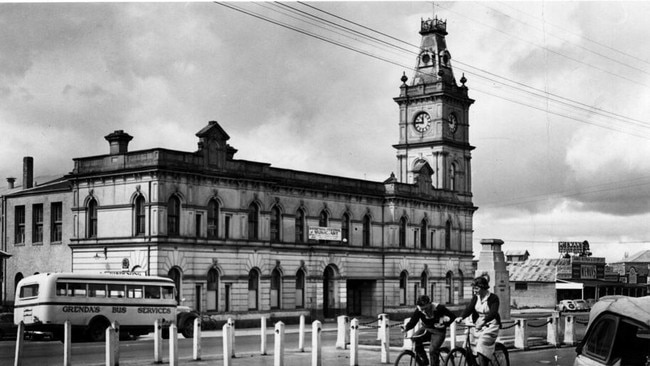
[476,239,511,320]
[14,321,24,366]
[64,320,72,366]
[336,315,349,349]
[350,318,359,366]
[547,313,560,346]
[449,320,457,349]
[514,319,528,350]
[274,321,285,366]
[222,323,232,366]
[298,315,306,352]
[169,323,178,366]
[311,320,322,366]
[377,313,385,340]
[564,315,575,346]
[228,318,236,358]
[261,316,268,355]
[105,324,117,366]
[193,317,202,360]
[154,319,163,364]
[380,314,390,364]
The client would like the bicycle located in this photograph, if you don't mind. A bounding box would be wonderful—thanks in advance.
[394,336,450,366]
[444,324,509,366]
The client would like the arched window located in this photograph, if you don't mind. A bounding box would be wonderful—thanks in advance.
[362,215,371,247]
[167,196,180,236]
[450,163,457,191]
[87,198,98,238]
[399,217,407,248]
[15,272,23,290]
[168,267,182,304]
[207,268,220,311]
[134,195,146,236]
[629,267,638,284]
[295,209,305,243]
[248,203,259,240]
[318,210,329,243]
[341,213,350,244]
[445,220,452,250]
[445,271,453,304]
[295,269,305,308]
[420,219,427,249]
[420,271,428,297]
[248,269,259,310]
[270,206,281,242]
[207,199,219,239]
[399,271,408,305]
[270,268,282,309]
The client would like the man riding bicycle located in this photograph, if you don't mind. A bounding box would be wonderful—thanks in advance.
[402,295,456,366]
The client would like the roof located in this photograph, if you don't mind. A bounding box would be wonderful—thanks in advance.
[505,250,530,256]
[588,295,650,328]
[508,258,568,282]
[616,250,650,264]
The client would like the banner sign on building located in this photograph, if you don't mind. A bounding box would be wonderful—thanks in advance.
[308,226,342,241]
[558,240,590,254]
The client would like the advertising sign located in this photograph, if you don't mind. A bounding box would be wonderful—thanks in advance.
[308,226,342,241]
[558,240,590,254]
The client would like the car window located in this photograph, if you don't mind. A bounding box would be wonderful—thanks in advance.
[584,316,617,361]
[611,320,650,366]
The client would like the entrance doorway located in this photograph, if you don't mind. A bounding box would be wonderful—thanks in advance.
[346,280,376,316]
[323,266,336,318]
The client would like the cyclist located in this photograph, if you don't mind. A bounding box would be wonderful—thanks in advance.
[402,295,456,366]
[455,276,502,366]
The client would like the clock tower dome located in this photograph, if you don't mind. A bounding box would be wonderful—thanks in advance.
[393,17,474,201]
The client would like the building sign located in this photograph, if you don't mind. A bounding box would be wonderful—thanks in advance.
[558,240,590,254]
[308,226,341,241]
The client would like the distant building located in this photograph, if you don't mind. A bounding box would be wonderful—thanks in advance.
[505,250,529,263]
[508,258,559,309]
[609,250,650,289]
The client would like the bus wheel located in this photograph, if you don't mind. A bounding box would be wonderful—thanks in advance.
[86,318,110,342]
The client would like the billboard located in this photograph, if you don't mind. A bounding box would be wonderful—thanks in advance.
[558,240,590,254]
[308,226,342,241]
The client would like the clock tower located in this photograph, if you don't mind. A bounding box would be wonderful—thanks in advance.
[393,17,474,200]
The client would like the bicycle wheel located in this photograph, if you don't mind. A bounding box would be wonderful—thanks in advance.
[444,347,470,366]
[395,350,423,366]
[492,343,510,366]
[438,346,450,365]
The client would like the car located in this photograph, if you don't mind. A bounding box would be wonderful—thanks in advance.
[557,299,577,312]
[573,299,590,312]
[574,295,650,366]
[0,312,17,340]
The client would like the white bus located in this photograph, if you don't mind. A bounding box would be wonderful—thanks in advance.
[14,272,177,341]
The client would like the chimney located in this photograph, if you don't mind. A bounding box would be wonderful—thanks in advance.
[7,177,16,189]
[104,130,133,155]
[23,157,33,189]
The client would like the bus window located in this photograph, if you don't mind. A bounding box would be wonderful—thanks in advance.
[56,283,67,296]
[162,286,174,300]
[89,284,106,297]
[145,286,161,299]
[20,284,39,298]
[127,285,143,299]
[108,284,125,298]
[69,283,87,297]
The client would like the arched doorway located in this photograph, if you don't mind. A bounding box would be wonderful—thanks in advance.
[323,266,337,318]
[168,267,182,304]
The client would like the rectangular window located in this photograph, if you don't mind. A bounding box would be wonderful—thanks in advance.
[195,213,202,237]
[51,202,63,242]
[145,286,161,299]
[108,284,125,298]
[32,204,44,243]
[69,283,87,297]
[89,284,106,297]
[127,285,143,298]
[15,205,25,244]
[514,282,528,291]
[19,284,39,298]
[224,215,231,239]
[56,283,67,296]
[162,286,174,300]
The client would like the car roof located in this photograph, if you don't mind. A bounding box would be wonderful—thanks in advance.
[588,296,650,328]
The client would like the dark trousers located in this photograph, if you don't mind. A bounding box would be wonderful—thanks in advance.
[412,327,446,366]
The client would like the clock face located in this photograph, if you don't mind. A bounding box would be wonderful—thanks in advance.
[413,112,431,132]
[448,113,458,133]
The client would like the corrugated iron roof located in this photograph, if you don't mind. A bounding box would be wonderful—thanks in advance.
[508,258,570,282]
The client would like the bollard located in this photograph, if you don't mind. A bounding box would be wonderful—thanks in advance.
[298,314,306,352]
[449,320,457,349]
[222,323,232,366]
[64,320,72,366]
[228,318,236,358]
[547,313,560,346]
[514,319,528,350]
[261,316,267,355]
[105,324,116,366]
[380,314,390,364]
[154,319,164,364]
[112,321,120,365]
[377,313,384,341]
[311,320,322,366]
[402,318,413,350]
[169,323,178,366]
[335,315,349,349]
[349,318,359,366]
[564,315,575,346]
[14,321,25,366]
[274,321,285,366]
[193,317,202,360]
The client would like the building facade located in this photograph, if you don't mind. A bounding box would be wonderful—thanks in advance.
[2,18,477,323]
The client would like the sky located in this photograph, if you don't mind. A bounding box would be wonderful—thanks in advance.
[1,1,650,264]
